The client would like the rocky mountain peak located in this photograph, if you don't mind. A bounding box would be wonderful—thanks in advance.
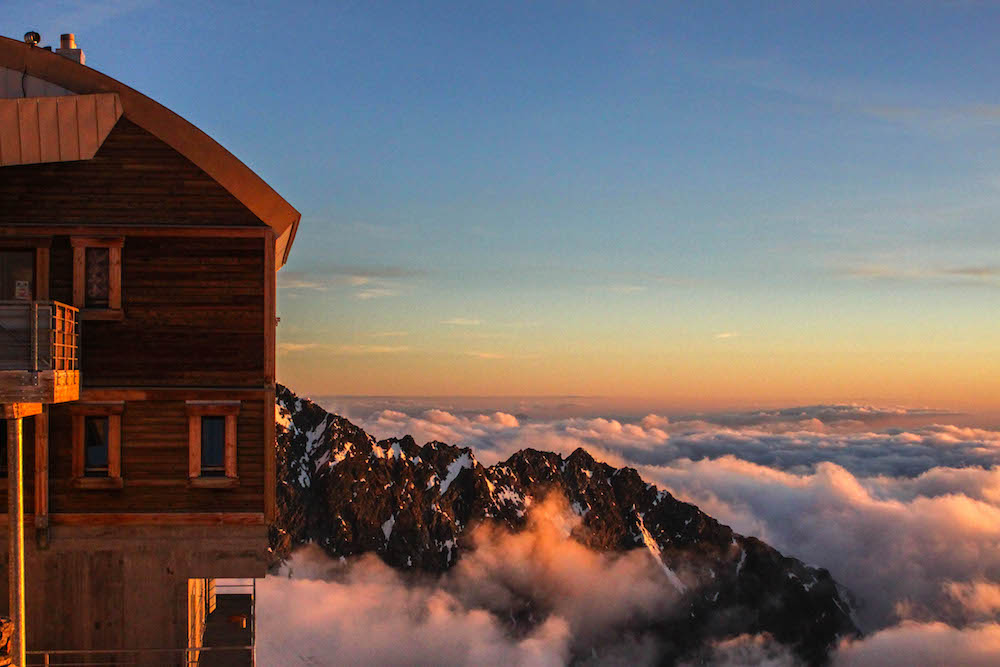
[271,384,859,664]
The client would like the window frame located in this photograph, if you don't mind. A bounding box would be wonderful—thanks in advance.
[71,236,123,320]
[70,402,124,489]
[186,401,240,488]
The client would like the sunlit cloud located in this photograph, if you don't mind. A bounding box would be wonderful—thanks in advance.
[259,496,681,665]
[713,332,740,340]
[466,351,506,359]
[370,331,409,338]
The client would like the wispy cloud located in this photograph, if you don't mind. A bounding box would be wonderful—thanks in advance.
[715,55,1000,135]
[442,318,482,326]
[371,331,408,338]
[714,332,740,340]
[605,285,646,294]
[465,351,506,359]
[356,287,399,300]
[841,264,1000,285]
[278,343,410,355]
[463,351,540,360]
[279,265,422,299]
[277,343,323,353]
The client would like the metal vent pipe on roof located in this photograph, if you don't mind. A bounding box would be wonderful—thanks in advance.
[56,32,84,65]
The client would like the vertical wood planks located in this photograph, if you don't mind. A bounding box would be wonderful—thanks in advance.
[0,94,122,166]
[34,408,48,522]
[72,245,85,309]
[35,246,49,300]
[187,416,200,479]
[71,414,84,479]
[108,414,121,479]
[108,246,122,310]
[225,414,238,479]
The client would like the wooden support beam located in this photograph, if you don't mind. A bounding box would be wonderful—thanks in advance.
[0,512,266,526]
[6,414,26,666]
[264,229,277,523]
[35,246,49,300]
[0,403,42,420]
[34,408,49,549]
[264,384,276,523]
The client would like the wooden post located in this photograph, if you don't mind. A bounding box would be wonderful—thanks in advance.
[34,408,49,549]
[7,416,26,667]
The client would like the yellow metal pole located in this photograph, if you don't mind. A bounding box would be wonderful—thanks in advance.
[7,416,26,667]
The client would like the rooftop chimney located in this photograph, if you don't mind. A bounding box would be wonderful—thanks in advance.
[55,33,84,65]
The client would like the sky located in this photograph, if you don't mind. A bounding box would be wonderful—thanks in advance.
[7,1,1000,411]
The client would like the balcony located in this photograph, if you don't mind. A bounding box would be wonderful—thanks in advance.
[0,301,80,405]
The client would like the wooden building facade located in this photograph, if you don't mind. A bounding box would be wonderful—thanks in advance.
[0,33,299,664]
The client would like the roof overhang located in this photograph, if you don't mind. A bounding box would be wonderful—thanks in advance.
[0,93,122,166]
[0,36,301,268]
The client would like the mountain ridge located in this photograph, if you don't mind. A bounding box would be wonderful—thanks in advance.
[271,384,859,664]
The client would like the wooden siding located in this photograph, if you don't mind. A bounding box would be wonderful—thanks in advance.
[81,236,266,387]
[0,93,123,167]
[0,525,267,651]
[0,118,266,227]
[48,399,266,514]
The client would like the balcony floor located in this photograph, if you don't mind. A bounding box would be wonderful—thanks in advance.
[0,369,79,405]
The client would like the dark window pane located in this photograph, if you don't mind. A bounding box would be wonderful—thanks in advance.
[0,250,34,300]
[85,247,110,308]
[84,416,109,477]
[201,416,226,475]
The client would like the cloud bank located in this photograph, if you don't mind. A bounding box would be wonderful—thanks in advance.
[262,399,1000,664]
[258,496,681,665]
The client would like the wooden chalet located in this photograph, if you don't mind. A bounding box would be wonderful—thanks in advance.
[0,32,299,665]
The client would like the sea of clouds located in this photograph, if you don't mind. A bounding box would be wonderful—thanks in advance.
[257,401,1000,666]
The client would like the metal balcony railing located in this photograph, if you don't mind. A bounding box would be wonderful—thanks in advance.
[0,300,79,373]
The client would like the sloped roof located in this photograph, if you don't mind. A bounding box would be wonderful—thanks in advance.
[0,35,300,268]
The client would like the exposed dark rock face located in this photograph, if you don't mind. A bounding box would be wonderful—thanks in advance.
[271,385,859,665]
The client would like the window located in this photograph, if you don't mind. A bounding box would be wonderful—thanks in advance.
[200,416,227,476]
[0,250,34,300]
[84,416,109,476]
[71,237,122,319]
[85,247,110,308]
[71,403,123,489]
[0,238,51,301]
[187,402,239,488]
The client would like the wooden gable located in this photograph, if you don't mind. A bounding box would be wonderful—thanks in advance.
[0,118,266,227]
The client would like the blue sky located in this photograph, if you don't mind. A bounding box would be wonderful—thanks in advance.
[8,1,1000,408]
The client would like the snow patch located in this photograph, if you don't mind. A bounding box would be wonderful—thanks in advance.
[381,515,395,541]
[439,453,473,494]
[636,514,687,593]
